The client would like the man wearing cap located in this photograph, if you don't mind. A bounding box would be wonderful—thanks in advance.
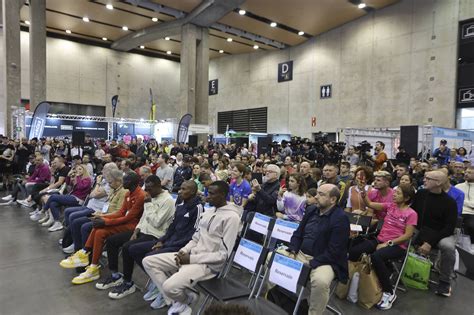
[83,134,96,157]
[368,171,394,220]
[433,140,450,166]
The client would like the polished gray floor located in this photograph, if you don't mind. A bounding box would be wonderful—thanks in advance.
[0,200,473,315]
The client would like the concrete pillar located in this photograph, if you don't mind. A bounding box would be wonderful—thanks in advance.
[195,27,209,126]
[179,24,197,120]
[1,0,21,136]
[29,0,46,111]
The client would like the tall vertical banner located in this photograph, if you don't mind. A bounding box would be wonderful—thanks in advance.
[149,88,156,121]
[176,114,193,143]
[28,101,50,140]
[111,95,119,118]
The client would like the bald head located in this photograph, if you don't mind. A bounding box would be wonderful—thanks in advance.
[315,184,340,211]
[423,170,446,192]
[300,161,311,176]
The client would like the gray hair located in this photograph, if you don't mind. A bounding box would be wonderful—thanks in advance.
[107,169,124,183]
[266,164,281,178]
[102,162,119,178]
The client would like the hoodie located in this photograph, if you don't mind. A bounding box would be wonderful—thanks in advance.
[455,181,474,215]
[180,202,242,273]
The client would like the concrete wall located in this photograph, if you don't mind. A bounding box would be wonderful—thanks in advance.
[209,0,472,138]
[14,31,180,120]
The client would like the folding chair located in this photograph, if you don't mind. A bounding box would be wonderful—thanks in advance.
[326,279,342,315]
[267,218,299,250]
[389,238,413,293]
[345,212,372,234]
[196,238,269,314]
[234,251,311,315]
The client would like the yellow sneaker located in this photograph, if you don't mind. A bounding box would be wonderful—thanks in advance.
[72,265,100,285]
[59,250,89,269]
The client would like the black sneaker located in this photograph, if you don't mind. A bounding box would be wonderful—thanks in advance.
[435,281,451,297]
[95,274,123,290]
[108,281,136,299]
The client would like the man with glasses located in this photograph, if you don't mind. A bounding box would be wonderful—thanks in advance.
[411,170,457,297]
[246,164,281,218]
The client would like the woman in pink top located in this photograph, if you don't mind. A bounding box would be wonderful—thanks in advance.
[348,183,417,310]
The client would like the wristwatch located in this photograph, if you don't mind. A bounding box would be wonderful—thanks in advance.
[387,240,394,246]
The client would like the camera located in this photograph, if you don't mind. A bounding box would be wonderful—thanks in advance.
[356,141,373,153]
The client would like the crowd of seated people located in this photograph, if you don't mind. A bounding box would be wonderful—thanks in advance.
[0,134,473,314]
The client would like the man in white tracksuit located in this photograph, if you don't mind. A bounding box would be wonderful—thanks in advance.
[143,180,242,315]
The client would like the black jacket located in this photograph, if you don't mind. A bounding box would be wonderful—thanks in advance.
[245,180,280,217]
[289,205,350,283]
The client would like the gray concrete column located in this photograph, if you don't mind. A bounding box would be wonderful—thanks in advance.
[1,0,21,137]
[195,27,209,126]
[29,0,46,111]
[179,24,197,120]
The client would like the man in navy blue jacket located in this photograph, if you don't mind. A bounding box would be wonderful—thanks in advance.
[287,184,350,315]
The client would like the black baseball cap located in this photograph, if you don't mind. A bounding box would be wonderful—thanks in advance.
[440,139,447,144]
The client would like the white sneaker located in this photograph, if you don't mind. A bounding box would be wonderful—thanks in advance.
[168,302,191,315]
[38,212,50,224]
[2,194,13,201]
[376,292,397,310]
[18,199,34,207]
[30,212,42,221]
[48,221,63,232]
[29,209,39,215]
[42,215,54,227]
[62,244,75,254]
[0,200,14,206]
[58,238,63,245]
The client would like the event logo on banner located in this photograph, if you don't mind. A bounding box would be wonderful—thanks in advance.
[271,219,299,242]
[233,239,263,272]
[176,114,193,143]
[269,253,303,293]
[28,101,50,140]
[249,213,271,235]
[111,95,119,117]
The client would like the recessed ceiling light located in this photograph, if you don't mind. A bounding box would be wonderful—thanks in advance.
[82,17,90,22]
[358,3,367,9]
[166,51,172,55]
[219,50,224,53]
[102,37,108,41]
[140,45,145,49]
[238,9,246,15]
[227,37,233,42]
[122,26,128,31]
[106,4,113,10]
[65,29,72,34]
[253,45,259,49]
[152,17,158,22]
[298,31,305,36]
[165,36,170,40]
[270,22,277,27]
[25,20,30,25]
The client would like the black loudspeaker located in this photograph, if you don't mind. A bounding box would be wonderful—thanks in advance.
[72,131,85,147]
[188,135,198,148]
[400,126,419,158]
[257,136,273,156]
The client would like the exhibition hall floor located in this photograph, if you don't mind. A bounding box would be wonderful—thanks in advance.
[0,200,472,315]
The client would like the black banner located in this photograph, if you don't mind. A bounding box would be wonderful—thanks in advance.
[28,101,50,139]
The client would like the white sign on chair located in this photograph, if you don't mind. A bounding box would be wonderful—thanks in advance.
[271,219,299,242]
[269,253,303,293]
[249,213,271,235]
[233,239,263,272]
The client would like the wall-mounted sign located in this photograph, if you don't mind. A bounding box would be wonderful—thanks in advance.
[209,79,218,95]
[462,23,474,39]
[311,117,317,127]
[320,84,332,99]
[459,87,474,103]
[278,60,293,82]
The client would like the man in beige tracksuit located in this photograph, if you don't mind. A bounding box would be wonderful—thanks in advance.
[142,181,241,315]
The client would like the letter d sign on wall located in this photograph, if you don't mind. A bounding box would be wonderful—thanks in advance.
[278,61,293,82]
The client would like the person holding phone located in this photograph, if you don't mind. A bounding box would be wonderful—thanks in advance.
[276,173,307,222]
[245,164,281,218]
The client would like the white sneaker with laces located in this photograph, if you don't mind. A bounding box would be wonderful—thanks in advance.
[30,212,42,221]
[167,301,190,315]
[38,212,50,224]
[48,221,63,232]
[29,209,39,215]
[42,215,54,227]
[376,292,397,310]
[2,194,13,201]
[62,244,75,254]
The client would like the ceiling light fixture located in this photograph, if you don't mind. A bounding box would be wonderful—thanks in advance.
[219,50,224,53]
[152,17,158,22]
[122,26,128,31]
[270,22,277,27]
[253,45,259,49]
[82,17,90,22]
[238,9,246,15]
[227,37,233,42]
[102,37,108,41]
[165,36,170,40]
[358,3,367,9]
[106,4,113,10]
[166,51,172,55]
[25,20,30,25]
[65,29,72,34]
[298,31,305,36]
[140,45,145,49]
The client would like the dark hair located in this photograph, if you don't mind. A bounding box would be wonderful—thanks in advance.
[340,161,350,169]
[306,187,318,197]
[73,155,82,160]
[233,163,246,175]
[182,180,198,194]
[145,174,161,187]
[398,183,416,204]
[199,173,212,182]
[123,159,133,168]
[397,163,409,171]
[124,171,140,185]
[354,166,374,184]
[209,180,230,196]
[324,163,339,170]
[376,141,385,149]
[289,173,307,196]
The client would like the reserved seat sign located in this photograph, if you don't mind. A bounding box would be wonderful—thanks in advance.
[233,239,263,272]
[271,219,299,242]
[249,213,271,235]
[269,253,303,293]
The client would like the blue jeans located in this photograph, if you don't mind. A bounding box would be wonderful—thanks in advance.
[64,206,93,226]
[44,194,80,220]
[71,216,93,251]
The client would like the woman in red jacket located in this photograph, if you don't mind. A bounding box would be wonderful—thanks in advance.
[41,165,92,232]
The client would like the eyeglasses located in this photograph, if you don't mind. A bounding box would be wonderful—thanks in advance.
[424,176,436,181]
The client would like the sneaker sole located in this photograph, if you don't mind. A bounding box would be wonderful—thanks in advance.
[95,278,124,290]
[108,286,136,299]
[60,261,89,269]
[48,227,63,232]
[150,299,167,310]
[144,291,160,302]
[72,274,100,285]
[377,295,397,310]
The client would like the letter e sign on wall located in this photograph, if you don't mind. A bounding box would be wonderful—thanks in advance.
[278,61,293,82]
[209,79,218,95]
